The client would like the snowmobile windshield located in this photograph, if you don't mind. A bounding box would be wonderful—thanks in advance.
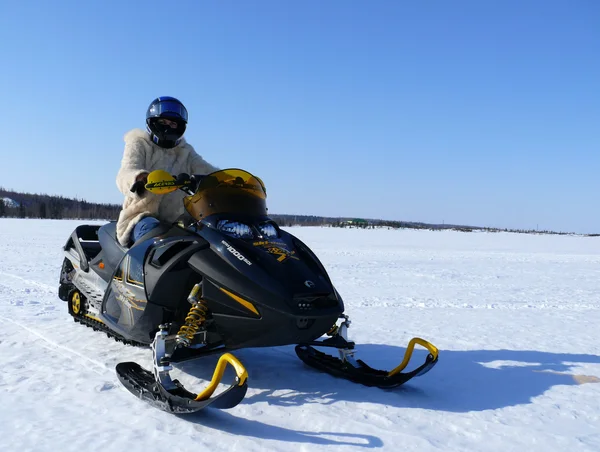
[183,169,267,220]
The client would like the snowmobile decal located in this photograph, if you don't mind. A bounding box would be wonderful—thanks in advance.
[113,281,146,311]
[252,240,299,263]
[253,240,287,247]
[267,246,299,262]
[221,240,252,266]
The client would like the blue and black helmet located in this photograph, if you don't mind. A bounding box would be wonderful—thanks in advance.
[146,96,189,149]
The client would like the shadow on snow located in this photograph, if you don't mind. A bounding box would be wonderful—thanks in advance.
[181,409,384,448]
[177,343,600,414]
[172,343,600,446]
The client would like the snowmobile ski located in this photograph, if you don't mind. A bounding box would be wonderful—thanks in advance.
[296,317,438,388]
[116,327,248,414]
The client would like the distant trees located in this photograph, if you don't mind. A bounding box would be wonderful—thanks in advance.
[0,188,120,220]
[269,214,334,227]
[0,188,594,237]
[39,202,47,219]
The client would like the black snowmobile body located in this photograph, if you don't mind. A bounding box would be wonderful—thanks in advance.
[59,168,438,414]
[60,216,342,349]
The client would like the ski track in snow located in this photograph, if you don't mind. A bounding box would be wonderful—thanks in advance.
[1,219,600,452]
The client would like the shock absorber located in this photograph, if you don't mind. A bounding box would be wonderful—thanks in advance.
[176,283,209,347]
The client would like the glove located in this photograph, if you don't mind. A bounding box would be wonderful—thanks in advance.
[130,172,149,196]
[130,180,146,196]
[175,173,190,184]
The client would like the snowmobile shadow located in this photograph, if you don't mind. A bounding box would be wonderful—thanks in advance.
[174,354,384,447]
[178,345,600,413]
[410,347,600,412]
[182,410,383,448]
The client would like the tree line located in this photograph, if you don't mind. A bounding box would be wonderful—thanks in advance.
[1,188,595,237]
[0,188,121,220]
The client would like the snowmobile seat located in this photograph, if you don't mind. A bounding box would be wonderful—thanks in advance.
[98,222,127,270]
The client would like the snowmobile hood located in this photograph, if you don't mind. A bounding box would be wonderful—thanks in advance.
[187,223,343,317]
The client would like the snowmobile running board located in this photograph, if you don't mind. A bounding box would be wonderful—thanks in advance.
[116,327,248,414]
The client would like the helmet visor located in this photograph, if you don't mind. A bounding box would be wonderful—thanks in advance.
[148,100,188,122]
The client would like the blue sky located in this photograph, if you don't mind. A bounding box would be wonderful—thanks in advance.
[0,1,598,233]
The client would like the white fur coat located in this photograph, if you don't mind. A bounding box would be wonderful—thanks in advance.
[116,128,218,245]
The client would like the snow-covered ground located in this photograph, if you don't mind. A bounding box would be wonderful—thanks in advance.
[1,218,599,452]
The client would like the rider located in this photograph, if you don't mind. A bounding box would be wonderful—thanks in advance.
[115,96,218,246]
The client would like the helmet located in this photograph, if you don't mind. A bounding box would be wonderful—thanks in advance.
[146,96,189,149]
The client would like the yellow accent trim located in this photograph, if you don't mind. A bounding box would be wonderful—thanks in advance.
[71,292,81,315]
[195,353,248,401]
[219,287,259,316]
[387,337,439,377]
[84,314,104,324]
[126,275,144,286]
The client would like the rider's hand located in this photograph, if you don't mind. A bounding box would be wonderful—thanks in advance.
[130,172,149,196]
[175,173,190,183]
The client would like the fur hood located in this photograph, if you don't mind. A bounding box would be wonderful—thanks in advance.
[115,128,218,245]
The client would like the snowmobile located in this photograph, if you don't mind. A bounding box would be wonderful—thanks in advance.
[58,168,439,414]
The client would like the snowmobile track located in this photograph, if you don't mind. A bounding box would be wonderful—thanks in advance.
[71,312,148,348]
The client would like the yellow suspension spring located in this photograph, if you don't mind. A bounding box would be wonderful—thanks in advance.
[176,284,209,345]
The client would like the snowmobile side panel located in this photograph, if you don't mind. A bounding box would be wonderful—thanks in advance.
[64,225,102,272]
[88,250,115,282]
[144,238,209,309]
[100,235,208,344]
[99,239,156,343]
[98,222,127,271]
